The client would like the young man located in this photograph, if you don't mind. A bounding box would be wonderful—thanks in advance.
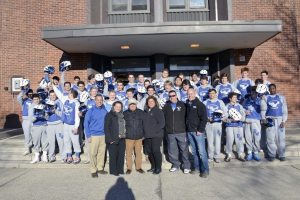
[72,76,81,90]
[63,82,72,96]
[86,74,96,92]
[203,89,227,163]
[186,88,209,178]
[17,88,33,155]
[159,80,176,108]
[190,72,200,87]
[46,90,64,162]
[160,68,170,83]
[144,79,151,89]
[180,79,192,102]
[163,90,190,174]
[243,86,262,161]
[123,88,135,111]
[104,90,117,112]
[215,73,236,104]
[124,73,137,92]
[53,85,81,164]
[137,74,145,87]
[84,94,108,177]
[224,92,246,162]
[234,67,255,100]
[52,76,63,92]
[76,81,86,95]
[197,76,212,102]
[261,84,288,161]
[138,85,159,110]
[261,70,271,86]
[115,80,126,101]
[123,98,145,174]
[28,94,49,164]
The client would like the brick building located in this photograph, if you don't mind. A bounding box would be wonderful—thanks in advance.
[0,0,299,128]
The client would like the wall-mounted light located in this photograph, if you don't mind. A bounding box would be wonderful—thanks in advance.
[121,45,130,50]
[190,43,200,48]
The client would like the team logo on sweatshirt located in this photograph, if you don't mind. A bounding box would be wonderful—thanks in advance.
[177,106,181,111]
[239,83,249,90]
[64,105,73,115]
[268,100,280,109]
[207,104,219,113]
[219,88,231,95]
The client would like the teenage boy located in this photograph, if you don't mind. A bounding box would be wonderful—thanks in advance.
[215,73,236,104]
[234,67,254,100]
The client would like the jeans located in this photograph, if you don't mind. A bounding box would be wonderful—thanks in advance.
[187,132,209,173]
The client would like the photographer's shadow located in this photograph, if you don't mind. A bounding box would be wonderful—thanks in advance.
[105,177,135,200]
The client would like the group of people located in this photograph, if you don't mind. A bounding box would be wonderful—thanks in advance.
[17,61,288,178]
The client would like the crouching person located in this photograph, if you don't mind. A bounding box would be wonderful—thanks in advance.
[84,94,108,178]
[124,98,145,174]
[29,94,49,164]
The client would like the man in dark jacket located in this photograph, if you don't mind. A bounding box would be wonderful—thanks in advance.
[124,98,145,174]
[186,88,209,178]
[163,90,190,173]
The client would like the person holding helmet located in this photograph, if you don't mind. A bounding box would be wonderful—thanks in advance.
[261,84,288,162]
[242,86,262,161]
[224,92,246,162]
[233,67,255,100]
[197,76,212,102]
[46,90,64,163]
[215,73,236,104]
[203,88,227,163]
[17,79,33,156]
[86,74,97,92]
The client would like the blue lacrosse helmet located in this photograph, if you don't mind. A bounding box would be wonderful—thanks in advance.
[34,104,45,118]
[44,65,55,74]
[37,88,48,101]
[96,80,104,92]
[212,110,223,123]
[44,99,56,115]
[265,118,274,127]
[59,61,71,72]
[79,105,88,115]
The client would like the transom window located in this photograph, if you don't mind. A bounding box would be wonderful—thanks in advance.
[110,0,150,13]
[167,0,207,11]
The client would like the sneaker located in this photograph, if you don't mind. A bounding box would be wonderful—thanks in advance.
[73,157,81,164]
[199,172,209,178]
[147,168,155,173]
[237,155,246,162]
[225,154,231,162]
[136,169,145,174]
[279,157,286,162]
[30,152,40,164]
[183,169,191,174]
[169,167,178,172]
[253,153,261,161]
[66,157,73,164]
[98,170,108,175]
[267,157,275,162]
[49,157,56,163]
[214,158,221,163]
[91,172,98,178]
[208,158,213,162]
[41,152,48,163]
[126,169,132,174]
[246,153,253,161]
[23,150,30,156]
[190,170,199,175]
[83,160,90,164]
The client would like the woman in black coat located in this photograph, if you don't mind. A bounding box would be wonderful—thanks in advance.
[104,101,126,176]
[143,96,165,174]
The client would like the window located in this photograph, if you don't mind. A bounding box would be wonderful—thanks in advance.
[168,0,207,11]
[110,0,150,13]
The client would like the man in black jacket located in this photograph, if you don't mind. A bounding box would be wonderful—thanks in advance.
[186,88,209,178]
[163,90,191,174]
[124,98,145,174]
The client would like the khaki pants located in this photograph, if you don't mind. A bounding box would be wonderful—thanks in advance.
[90,136,106,173]
[126,139,143,170]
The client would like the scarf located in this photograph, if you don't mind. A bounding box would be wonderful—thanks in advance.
[115,111,126,138]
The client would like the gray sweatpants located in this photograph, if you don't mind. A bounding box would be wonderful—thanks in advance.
[206,123,222,159]
[22,119,32,148]
[167,133,190,169]
[225,126,244,156]
[31,125,48,153]
[47,123,64,159]
[244,119,261,154]
[63,124,81,154]
[266,118,285,158]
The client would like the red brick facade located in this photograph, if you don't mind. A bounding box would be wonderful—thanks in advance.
[0,0,299,127]
[232,0,300,127]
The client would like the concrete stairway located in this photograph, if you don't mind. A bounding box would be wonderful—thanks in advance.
[0,129,299,169]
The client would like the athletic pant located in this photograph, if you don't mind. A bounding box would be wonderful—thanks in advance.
[167,133,190,169]
[89,135,106,173]
[22,119,32,149]
[31,125,48,153]
[206,123,222,159]
[63,124,81,154]
[266,118,285,158]
[144,137,163,170]
[47,123,64,159]
[244,119,261,154]
[225,126,244,156]
[107,139,125,175]
[125,139,143,170]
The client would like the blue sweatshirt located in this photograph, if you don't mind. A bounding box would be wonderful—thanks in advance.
[47,100,63,124]
[242,97,261,120]
[84,105,107,138]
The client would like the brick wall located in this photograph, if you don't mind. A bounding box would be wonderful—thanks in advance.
[232,0,300,128]
[0,0,89,128]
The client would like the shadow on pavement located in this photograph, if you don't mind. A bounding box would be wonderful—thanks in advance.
[105,177,135,200]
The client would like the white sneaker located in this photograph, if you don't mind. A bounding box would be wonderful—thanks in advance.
[183,169,191,174]
[23,150,30,156]
[208,159,213,162]
[169,167,178,172]
[41,151,48,163]
[30,153,40,164]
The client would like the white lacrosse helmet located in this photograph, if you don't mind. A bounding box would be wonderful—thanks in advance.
[256,84,268,94]
[151,79,159,85]
[79,91,89,103]
[159,98,167,107]
[95,73,104,81]
[45,99,55,106]
[214,109,223,115]
[39,79,48,89]
[137,86,146,94]
[34,104,45,110]
[200,69,208,75]
[233,88,241,95]
[228,108,242,121]
[104,71,113,78]
[20,79,30,87]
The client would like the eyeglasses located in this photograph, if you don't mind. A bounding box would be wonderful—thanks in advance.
[169,95,176,98]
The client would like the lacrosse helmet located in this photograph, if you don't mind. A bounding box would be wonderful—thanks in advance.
[79,91,89,103]
[39,79,49,89]
[265,118,274,127]
[79,105,88,115]
[256,84,268,94]
[95,73,104,81]
[44,65,55,74]
[59,61,71,72]
[20,79,30,87]
[228,108,242,121]
[34,104,45,118]
[137,86,146,94]
[200,69,208,75]
[212,110,223,123]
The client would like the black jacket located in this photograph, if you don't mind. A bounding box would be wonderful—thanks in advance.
[163,101,186,134]
[186,98,208,133]
[104,111,122,144]
[124,109,145,140]
[143,107,165,138]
